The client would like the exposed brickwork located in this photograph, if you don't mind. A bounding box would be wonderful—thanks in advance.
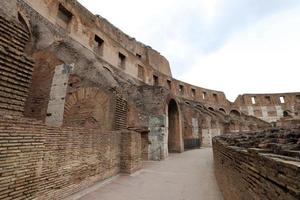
[213,128,300,200]
[0,116,142,200]
[115,95,128,130]
[120,130,142,173]
[0,117,44,200]
[0,15,34,116]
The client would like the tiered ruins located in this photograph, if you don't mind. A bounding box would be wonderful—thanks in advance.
[0,0,299,199]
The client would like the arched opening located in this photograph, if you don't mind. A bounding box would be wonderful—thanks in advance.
[208,107,215,111]
[196,104,203,109]
[219,108,226,114]
[168,99,181,153]
[230,110,241,117]
[283,110,290,117]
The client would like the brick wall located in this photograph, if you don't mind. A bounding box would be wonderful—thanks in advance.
[213,129,300,200]
[0,116,142,200]
[120,130,142,173]
[0,15,34,116]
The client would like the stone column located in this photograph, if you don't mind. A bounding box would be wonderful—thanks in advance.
[45,63,74,126]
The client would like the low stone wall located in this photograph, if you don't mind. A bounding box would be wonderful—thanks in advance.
[213,128,300,200]
[0,116,142,200]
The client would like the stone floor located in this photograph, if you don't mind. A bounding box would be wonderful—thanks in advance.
[67,148,223,200]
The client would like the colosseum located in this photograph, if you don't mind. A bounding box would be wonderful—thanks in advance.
[0,0,299,200]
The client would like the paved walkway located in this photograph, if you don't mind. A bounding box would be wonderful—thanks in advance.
[70,148,223,200]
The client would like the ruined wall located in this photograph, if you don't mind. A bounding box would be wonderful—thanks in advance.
[20,0,171,82]
[0,116,142,200]
[128,85,171,160]
[235,93,300,123]
[0,0,289,165]
[213,128,300,200]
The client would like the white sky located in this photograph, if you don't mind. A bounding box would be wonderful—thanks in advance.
[78,0,300,102]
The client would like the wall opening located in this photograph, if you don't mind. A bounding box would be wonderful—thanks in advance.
[168,99,181,153]
[94,34,104,56]
[208,107,215,111]
[219,108,226,114]
[251,96,256,104]
[265,96,271,104]
[279,96,285,104]
[153,75,159,86]
[191,88,196,98]
[118,53,126,69]
[167,80,172,89]
[202,92,207,100]
[57,4,73,28]
[296,95,300,102]
[230,110,241,117]
[179,84,184,95]
[213,93,218,102]
[283,110,290,117]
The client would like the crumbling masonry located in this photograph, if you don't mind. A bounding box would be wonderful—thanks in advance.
[0,0,299,199]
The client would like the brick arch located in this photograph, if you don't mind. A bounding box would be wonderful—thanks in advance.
[63,87,114,129]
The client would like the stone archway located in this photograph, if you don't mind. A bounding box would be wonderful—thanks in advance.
[167,99,183,153]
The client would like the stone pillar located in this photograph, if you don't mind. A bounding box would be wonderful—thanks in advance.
[45,63,74,126]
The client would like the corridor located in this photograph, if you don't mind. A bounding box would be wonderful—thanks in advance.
[67,148,223,200]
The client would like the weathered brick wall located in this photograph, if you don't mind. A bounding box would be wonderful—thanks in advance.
[213,129,300,200]
[120,130,142,173]
[0,116,142,200]
[0,117,45,200]
[0,15,34,116]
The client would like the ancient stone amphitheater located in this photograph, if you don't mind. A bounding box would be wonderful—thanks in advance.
[0,0,299,200]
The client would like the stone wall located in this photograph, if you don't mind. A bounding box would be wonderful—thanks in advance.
[0,116,142,200]
[213,128,300,200]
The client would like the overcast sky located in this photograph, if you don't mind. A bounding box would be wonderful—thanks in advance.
[78,0,300,101]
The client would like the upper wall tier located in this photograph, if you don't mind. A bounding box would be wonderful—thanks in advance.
[22,0,172,77]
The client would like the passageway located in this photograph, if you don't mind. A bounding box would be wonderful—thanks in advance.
[67,149,223,200]
[168,99,182,153]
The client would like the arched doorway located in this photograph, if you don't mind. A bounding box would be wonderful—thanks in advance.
[219,108,226,114]
[208,107,215,111]
[168,99,182,153]
[230,109,241,117]
[283,110,291,117]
